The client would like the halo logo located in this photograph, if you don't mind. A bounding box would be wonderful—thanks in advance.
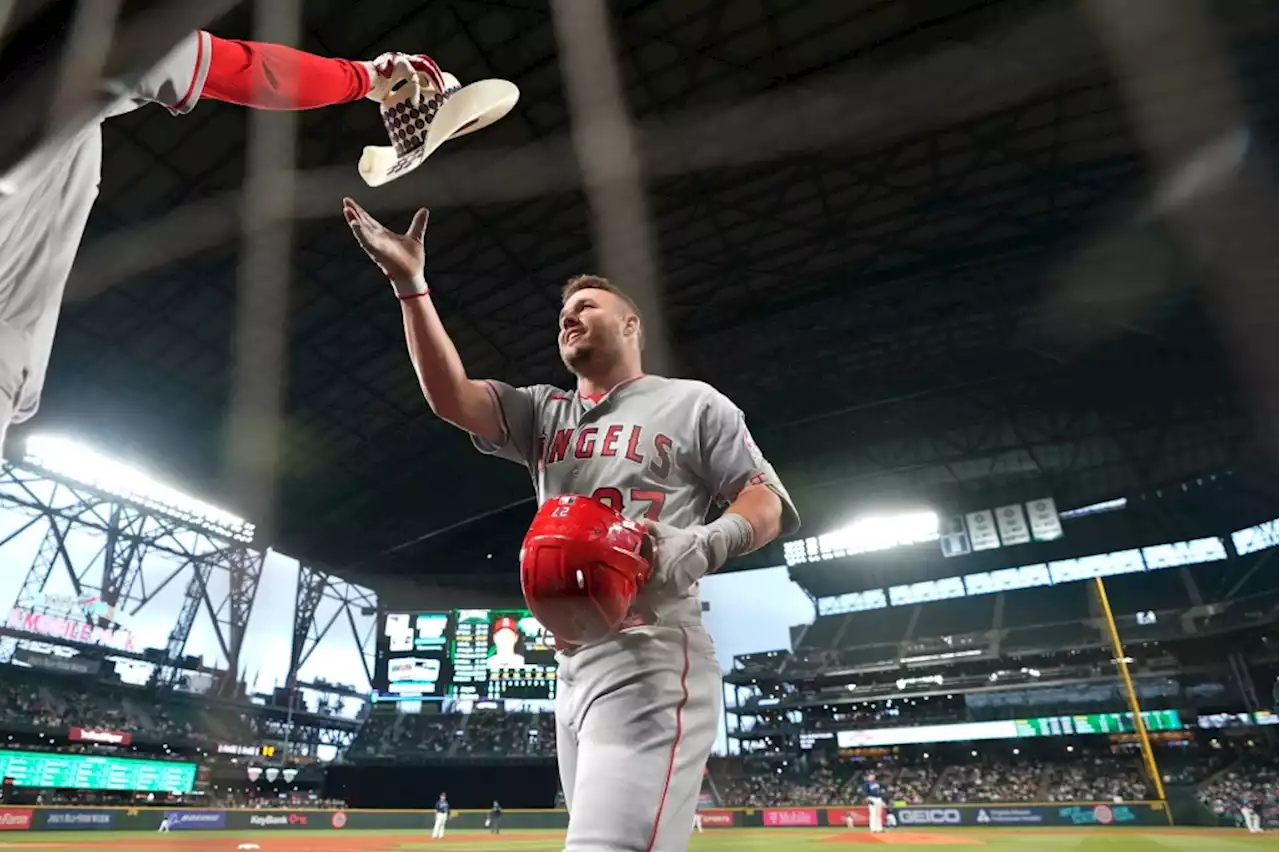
[331,812,347,829]
[1093,805,1114,825]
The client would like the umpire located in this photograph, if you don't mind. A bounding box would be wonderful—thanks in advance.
[488,801,503,834]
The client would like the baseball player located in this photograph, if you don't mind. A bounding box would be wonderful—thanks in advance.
[488,800,503,834]
[1240,796,1262,833]
[488,617,527,670]
[431,792,450,839]
[862,773,886,834]
[342,205,799,851]
[0,24,448,450]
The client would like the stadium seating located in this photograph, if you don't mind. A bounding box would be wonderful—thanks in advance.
[1198,756,1279,823]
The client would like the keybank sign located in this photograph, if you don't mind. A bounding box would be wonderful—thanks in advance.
[248,813,309,828]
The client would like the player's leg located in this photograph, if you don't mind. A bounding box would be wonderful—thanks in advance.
[556,694,581,813]
[0,126,102,456]
[869,799,883,833]
[561,626,721,851]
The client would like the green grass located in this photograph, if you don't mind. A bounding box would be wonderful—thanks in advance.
[0,827,1271,851]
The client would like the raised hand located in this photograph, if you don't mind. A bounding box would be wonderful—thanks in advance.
[343,198,429,298]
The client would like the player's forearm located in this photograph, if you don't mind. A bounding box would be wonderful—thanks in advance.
[202,34,371,110]
[720,485,783,555]
[400,295,500,441]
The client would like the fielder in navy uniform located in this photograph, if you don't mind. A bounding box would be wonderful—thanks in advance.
[862,772,887,834]
[488,800,503,834]
[431,792,450,839]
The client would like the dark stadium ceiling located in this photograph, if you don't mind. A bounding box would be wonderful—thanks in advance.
[20,0,1277,596]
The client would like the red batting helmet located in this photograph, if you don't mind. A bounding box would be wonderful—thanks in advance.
[520,495,651,646]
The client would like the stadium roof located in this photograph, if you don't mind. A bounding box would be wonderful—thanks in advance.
[21,0,1277,596]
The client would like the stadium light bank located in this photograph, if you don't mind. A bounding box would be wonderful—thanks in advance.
[22,434,254,544]
[784,510,940,566]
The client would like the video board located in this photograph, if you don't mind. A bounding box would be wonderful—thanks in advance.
[0,750,196,792]
[836,709,1183,748]
[375,609,558,703]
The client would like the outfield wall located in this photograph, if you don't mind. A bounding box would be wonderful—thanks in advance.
[0,801,1171,833]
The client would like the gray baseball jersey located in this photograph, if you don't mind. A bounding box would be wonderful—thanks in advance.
[0,31,211,434]
[474,374,797,616]
[473,373,799,851]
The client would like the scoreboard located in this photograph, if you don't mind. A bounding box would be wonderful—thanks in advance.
[0,750,196,792]
[375,609,558,703]
[1014,710,1182,737]
[836,709,1184,748]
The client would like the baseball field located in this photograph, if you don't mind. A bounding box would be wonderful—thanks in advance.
[0,827,1272,851]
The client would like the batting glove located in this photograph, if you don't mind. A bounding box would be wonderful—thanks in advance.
[645,514,754,596]
[363,53,448,107]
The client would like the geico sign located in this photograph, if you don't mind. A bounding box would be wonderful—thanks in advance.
[899,808,962,825]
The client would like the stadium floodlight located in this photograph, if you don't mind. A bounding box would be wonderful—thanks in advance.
[784,510,939,566]
[23,434,255,543]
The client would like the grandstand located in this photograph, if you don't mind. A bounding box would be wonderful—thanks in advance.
[0,0,1275,848]
[717,478,1277,828]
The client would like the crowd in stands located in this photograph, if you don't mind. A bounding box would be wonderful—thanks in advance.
[1199,758,1279,823]
[0,682,63,729]
[351,712,456,758]
[205,792,349,810]
[932,761,1044,803]
[1043,757,1151,802]
[709,756,939,807]
[707,754,1166,807]
[458,712,555,758]
[0,660,1275,828]
[0,678,200,742]
[715,764,851,807]
[351,711,557,760]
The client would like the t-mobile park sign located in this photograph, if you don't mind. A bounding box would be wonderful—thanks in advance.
[6,608,137,652]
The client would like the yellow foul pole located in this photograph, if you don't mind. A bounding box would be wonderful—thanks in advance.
[1092,576,1166,802]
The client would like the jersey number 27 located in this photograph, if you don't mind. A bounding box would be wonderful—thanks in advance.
[591,487,665,521]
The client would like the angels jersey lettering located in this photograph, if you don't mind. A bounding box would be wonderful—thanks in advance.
[473,374,797,626]
[0,31,211,423]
